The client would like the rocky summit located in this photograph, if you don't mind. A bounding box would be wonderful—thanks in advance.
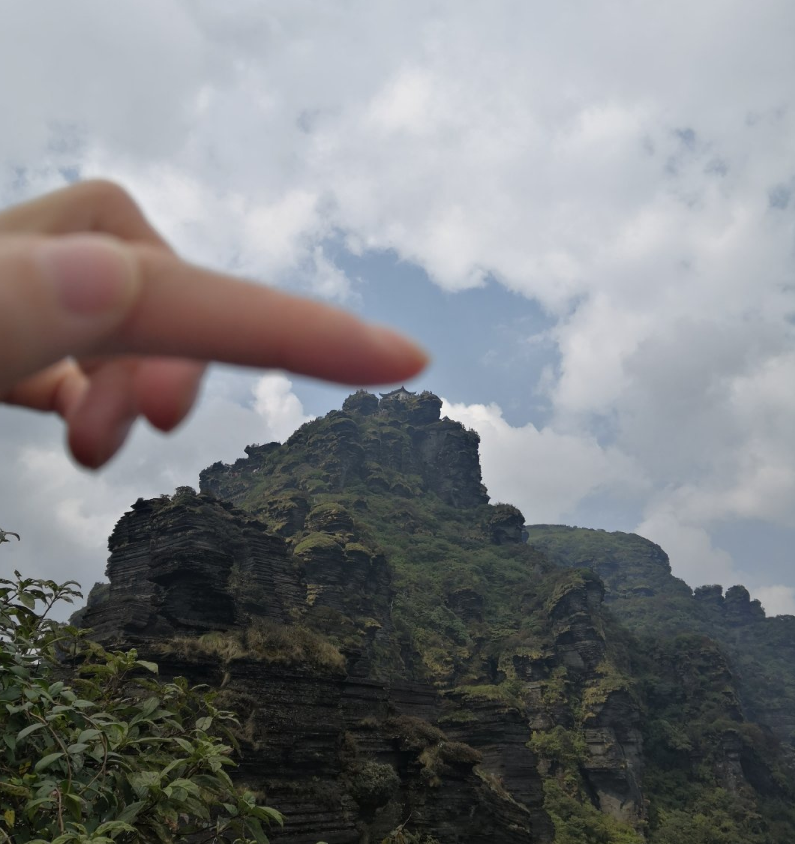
[79,389,795,843]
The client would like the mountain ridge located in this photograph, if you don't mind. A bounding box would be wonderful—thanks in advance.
[78,388,795,843]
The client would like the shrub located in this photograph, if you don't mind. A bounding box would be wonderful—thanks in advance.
[349,761,400,808]
[0,570,282,843]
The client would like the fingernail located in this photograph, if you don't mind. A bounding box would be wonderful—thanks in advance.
[36,235,137,316]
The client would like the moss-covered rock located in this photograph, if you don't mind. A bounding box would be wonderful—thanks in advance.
[293,531,344,558]
[306,502,355,534]
[342,389,379,416]
[85,391,795,844]
[349,761,401,808]
[488,503,526,545]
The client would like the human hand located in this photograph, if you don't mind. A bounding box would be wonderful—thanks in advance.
[0,181,428,469]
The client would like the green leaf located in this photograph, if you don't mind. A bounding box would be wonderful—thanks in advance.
[135,660,159,674]
[23,796,57,812]
[0,781,31,798]
[211,767,235,790]
[66,742,89,754]
[0,686,22,702]
[62,791,83,822]
[163,784,185,801]
[193,773,227,792]
[138,696,160,718]
[16,722,46,741]
[246,816,271,844]
[35,751,64,772]
[174,737,194,753]
[95,821,136,836]
[168,777,200,796]
[195,715,213,732]
[127,770,161,796]
[254,806,284,825]
[158,757,185,779]
[114,802,146,825]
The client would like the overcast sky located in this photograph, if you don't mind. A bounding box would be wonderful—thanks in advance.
[2,1,795,615]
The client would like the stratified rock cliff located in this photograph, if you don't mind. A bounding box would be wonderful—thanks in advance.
[80,391,795,844]
[526,525,795,757]
[527,524,795,839]
[81,488,301,642]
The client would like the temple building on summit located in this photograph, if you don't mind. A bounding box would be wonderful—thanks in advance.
[379,386,415,401]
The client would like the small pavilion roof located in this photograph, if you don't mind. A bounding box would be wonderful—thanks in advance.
[379,386,416,399]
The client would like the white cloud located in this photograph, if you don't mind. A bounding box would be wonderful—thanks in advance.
[442,398,643,525]
[444,394,795,615]
[252,373,313,442]
[635,510,738,588]
[2,2,795,612]
[753,585,795,618]
[0,1,206,177]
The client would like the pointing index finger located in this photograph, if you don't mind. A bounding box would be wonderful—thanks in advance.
[111,246,429,386]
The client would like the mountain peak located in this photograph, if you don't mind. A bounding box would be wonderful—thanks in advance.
[200,389,489,510]
[75,389,795,842]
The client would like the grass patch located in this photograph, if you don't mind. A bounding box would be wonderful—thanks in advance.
[161,619,346,674]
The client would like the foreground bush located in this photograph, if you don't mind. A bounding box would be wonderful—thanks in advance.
[0,570,282,844]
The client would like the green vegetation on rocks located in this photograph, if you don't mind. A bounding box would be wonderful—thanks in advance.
[61,390,795,843]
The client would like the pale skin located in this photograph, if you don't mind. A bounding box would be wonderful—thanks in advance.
[0,180,428,469]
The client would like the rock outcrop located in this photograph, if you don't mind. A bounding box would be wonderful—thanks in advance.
[81,488,301,643]
[200,389,488,510]
[76,392,795,843]
[82,484,553,841]
[527,524,795,758]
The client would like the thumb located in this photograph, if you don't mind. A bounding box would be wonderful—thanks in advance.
[0,234,140,392]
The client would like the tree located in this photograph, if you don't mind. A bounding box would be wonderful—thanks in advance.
[0,569,282,844]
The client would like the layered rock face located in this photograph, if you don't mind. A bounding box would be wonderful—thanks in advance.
[527,524,795,759]
[525,525,693,606]
[545,575,644,824]
[81,488,301,643]
[82,489,562,841]
[79,391,795,843]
